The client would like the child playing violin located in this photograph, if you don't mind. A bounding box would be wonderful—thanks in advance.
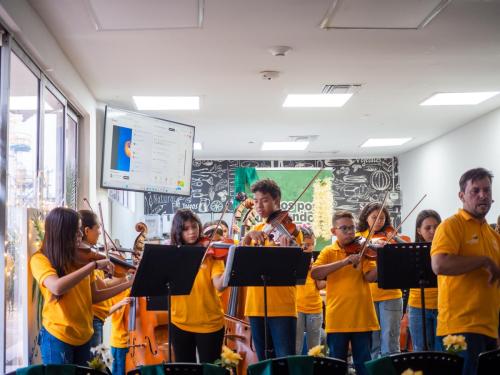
[357,202,406,359]
[29,207,132,365]
[109,289,132,375]
[407,209,442,351]
[79,210,134,349]
[169,209,226,363]
[295,225,326,354]
[242,178,303,360]
[311,211,378,375]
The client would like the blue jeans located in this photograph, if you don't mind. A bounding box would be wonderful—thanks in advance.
[438,333,497,375]
[89,317,104,349]
[371,298,403,358]
[296,312,323,355]
[111,347,129,375]
[39,326,91,365]
[408,306,442,351]
[249,316,296,360]
[327,332,372,375]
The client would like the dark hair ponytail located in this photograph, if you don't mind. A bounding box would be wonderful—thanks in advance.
[42,207,81,277]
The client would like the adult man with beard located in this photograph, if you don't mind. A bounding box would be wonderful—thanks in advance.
[431,167,500,375]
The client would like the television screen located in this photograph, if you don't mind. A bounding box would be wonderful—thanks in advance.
[101,106,194,195]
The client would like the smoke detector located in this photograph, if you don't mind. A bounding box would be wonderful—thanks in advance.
[268,46,292,57]
[260,71,280,80]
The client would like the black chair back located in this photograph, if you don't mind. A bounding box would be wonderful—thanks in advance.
[270,356,347,375]
[6,365,108,375]
[127,363,230,374]
[390,352,463,375]
[477,348,500,375]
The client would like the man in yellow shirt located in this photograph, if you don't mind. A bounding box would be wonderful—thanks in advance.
[242,178,302,360]
[431,168,500,375]
[312,211,378,375]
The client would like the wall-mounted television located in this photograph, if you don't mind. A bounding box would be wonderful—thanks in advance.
[101,106,194,195]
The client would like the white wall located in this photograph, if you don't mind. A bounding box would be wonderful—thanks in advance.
[400,107,500,236]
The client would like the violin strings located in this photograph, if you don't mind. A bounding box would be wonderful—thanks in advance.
[358,191,390,262]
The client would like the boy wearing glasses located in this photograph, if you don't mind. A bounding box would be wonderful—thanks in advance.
[311,211,378,375]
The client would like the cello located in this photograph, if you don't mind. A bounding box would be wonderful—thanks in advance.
[126,223,172,371]
[221,198,258,375]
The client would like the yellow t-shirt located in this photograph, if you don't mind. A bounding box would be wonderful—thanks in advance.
[30,251,95,346]
[358,230,403,302]
[296,270,323,314]
[244,221,303,317]
[171,257,225,333]
[431,209,500,338]
[110,289,131,348]
[408,287,438,309]
[314,242,379,333]
[92,270,114,321]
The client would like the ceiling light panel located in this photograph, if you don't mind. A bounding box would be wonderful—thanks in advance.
[133,96,200,110]
[361,138,412,147]
[86,0,204,31]
[283,94,353,108]
[420,92,500,106]
[320,0,451,30]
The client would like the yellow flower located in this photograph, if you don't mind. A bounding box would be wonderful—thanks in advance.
[442,334,467,352]
[220,346,242,367]
[401,370,423,375]
[308,345,325,357]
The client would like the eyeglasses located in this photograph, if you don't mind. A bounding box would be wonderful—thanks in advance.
[335,225,356,233]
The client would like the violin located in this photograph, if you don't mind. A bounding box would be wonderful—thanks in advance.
[204,238,235,260]
[342,236,382,260]
[378,226,411,244]
[259,168,325,246]
[262,210,299,246]
[75,243,136,277]
[199,232,236,260]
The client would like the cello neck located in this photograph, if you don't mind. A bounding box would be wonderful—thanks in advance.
[128,297,137,332]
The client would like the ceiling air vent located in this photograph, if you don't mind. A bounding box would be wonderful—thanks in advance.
[322,84,361,95]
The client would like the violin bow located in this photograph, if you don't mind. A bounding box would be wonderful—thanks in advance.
[357,190,390,264]
[97,202,110,260]
[268,166,326,229]
[200,198,232,265]
[385,194,427,243]
[287,167,325,215]
[83,198,120,252]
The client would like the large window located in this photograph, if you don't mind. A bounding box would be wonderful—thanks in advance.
[5,51,39,371]
[3,42,80,372]
[65,112,78,209]
[42,87,64,209]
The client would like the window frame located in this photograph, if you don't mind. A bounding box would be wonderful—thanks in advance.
[0,30,82,372]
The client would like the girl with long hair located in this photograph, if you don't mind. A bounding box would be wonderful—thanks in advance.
[169,209,226,363]
[30,207,131,365]
[357,203,404,359]
[408,209,442,351]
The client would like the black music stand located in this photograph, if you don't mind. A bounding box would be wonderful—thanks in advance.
[131,244,205,362]
[377,242,436,351]
[223,245,304,359]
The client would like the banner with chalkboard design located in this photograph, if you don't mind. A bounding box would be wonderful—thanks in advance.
[257,168,332,250]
